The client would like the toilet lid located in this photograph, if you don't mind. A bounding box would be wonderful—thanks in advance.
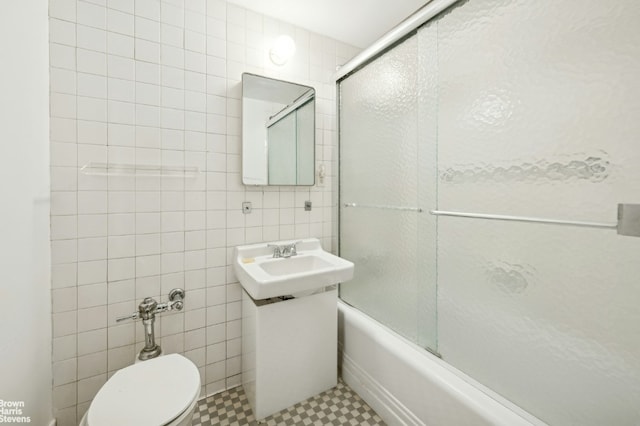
[88,354,201,426]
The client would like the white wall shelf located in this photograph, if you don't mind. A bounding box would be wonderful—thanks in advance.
[80,162,200,178]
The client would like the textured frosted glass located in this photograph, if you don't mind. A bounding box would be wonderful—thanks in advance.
[434,0,640,425]
[340,35,435,345]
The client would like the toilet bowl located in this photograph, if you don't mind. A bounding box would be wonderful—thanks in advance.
[79,354,200,426]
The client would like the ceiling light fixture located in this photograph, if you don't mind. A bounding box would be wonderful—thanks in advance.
[269,35,296,66]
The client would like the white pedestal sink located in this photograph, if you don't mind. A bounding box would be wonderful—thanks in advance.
[234,238,354,420]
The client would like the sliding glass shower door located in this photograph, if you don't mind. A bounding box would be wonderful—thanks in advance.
[339,27,438,351]
[339,0,640,424]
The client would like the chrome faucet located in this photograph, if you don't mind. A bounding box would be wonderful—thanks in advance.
[281,241,300,258]
[268,241,301,258]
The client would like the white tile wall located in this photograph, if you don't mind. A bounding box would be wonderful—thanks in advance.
[49,0,358,424]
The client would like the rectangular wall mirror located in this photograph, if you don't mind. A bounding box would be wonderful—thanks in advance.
[242,73,316,186]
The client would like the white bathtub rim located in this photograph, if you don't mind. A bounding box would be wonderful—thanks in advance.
[338,300,547,426]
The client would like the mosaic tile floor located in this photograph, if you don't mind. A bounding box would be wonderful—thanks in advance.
[192,378,386,425]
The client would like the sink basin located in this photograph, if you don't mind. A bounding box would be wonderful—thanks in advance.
[233,238,354,300]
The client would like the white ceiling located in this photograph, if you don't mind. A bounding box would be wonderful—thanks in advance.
[226,0,429,48]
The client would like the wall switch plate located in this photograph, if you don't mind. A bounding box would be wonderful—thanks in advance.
[242,202,252,214]
[305,201,312,211]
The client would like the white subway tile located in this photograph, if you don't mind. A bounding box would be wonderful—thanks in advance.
[162,65,185,89]
[185,51,206,73]
[53,334,77,362]
[77,214,108,238]
[108,257,135,281]
[136,61,161,84]
[53,311,77,337]
[52,263,77,289]
[107,322,135,348]
[107,345,135,373]
[50,117,77,143]
[77,374,107,403]
[77,328,107,356]
[135,104,160,127]
[206,342,225,364]
[135,0,161,20]
[185,131,206,152]
[135,191,161,212]
[106,100,134,124]
[77,25,107,52]
[135,38,160,63]
[50,43,77,70]
[184,328,205,351]
[107,55,135,80]
[184,30,207,53]
[107,78,135,102]
[77,73,106,99]
[135,16,160,42]
[52,239,78,264]
[185,272,206,292]
[160,3,184,27]
[135,82,160,106]
[206,304,225,326]
[77,96,108,122]
[161,252,184,274]
[107,279,135,304]
[77,49,107,75]
[53,384,77,411]
[159,26,181,49]
[53,358,77,386]
[78,191,107,214]
[50,0,77,22]
[50,93,76,119]
[50,18,76,47]
[78,237,107,262]
[107,235,135,258]
[107,8,134,36]
[51,214,78,240]
[77,351,108,380]
[108,213,135,235]
[78,260,107,285]
[52,287,78,313]
[133,212,159,235]
[77,1,106,29]
[107,32,134,58]
[205,324,224,347]
[159,129,183,150]
[107,0,133,14]
[77,121,108,145]
[107,123,135,147]
[135,254,161,277]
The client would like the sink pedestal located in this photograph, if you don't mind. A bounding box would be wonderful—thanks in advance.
[241,287,337,420]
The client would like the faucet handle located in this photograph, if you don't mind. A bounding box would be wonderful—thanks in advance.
[289,240,302,256]
[267,244,282,258]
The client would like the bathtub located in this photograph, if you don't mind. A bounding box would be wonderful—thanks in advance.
[337,300,545,426]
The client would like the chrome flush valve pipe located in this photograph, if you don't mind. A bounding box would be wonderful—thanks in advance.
[116,288,185,361]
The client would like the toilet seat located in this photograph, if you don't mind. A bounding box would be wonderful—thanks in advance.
[86,354,200,426]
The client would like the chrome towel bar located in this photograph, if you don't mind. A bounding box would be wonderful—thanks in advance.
[430,204,640,237]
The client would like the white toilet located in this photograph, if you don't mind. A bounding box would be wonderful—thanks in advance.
[79,354,201,426]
